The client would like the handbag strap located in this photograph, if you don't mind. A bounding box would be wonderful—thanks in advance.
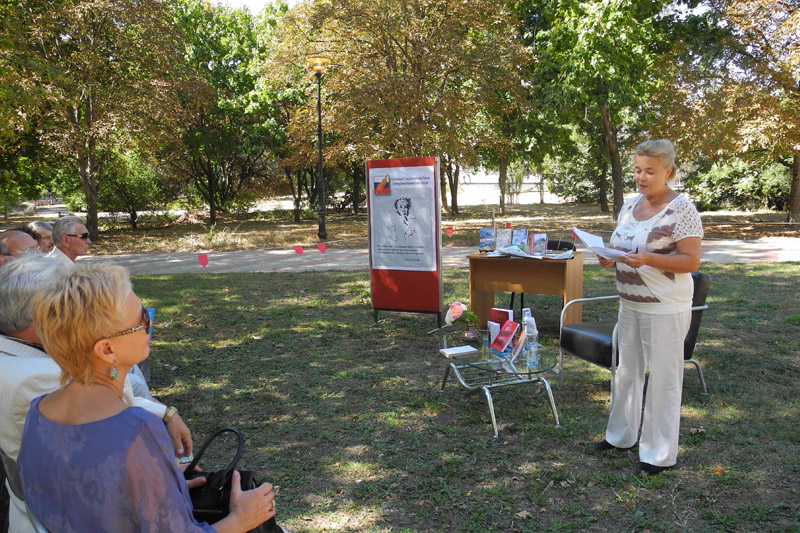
[183,426,244,491]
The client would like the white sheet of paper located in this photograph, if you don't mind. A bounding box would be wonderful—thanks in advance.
[572,226,630,261]
[592,248,630,260]
[572,227,604,248]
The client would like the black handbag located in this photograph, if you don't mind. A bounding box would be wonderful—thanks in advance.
[184,426,280,533]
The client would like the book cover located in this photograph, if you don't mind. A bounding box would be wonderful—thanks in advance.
[511,229,528,251]
[528,232,548,255]
[479,228,495,251]
[487,320,500,343]
[440,345,479,358]
[490,307,513,327]
[490,320,519,353]
[510,327,526,363]
[495,228,512,250]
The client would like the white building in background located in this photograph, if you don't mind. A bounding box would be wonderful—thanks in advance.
[453,168,562,206]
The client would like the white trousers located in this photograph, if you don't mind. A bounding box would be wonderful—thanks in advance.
[605,307,691,467]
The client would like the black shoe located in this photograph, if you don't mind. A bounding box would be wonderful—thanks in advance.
[639,462,673,475]
[591,440,634,452]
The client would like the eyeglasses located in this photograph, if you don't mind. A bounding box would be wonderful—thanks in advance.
[65,233,90,240]
[106,306,151,340]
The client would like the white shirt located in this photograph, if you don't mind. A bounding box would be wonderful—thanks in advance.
[610,194,704,314]
[46,245,74,266]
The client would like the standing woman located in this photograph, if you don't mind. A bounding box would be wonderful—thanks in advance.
[594,139,703,474]
[19,263,276,532]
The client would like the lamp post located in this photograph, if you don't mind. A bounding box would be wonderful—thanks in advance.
[306,55,330,241]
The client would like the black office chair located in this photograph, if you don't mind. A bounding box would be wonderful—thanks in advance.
[509,239,576,317]
[557,272,710,396]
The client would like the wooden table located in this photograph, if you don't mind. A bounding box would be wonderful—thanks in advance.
[468,252,584,327]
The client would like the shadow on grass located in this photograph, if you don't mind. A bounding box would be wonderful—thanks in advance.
[135,263,800,532]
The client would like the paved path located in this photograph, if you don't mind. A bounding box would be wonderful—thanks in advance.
[85,237,800,276]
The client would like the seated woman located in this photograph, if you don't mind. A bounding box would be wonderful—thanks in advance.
[18,263,275,532]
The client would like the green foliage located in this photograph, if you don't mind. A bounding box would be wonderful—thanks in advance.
[0,175,20,217]
[5,0,196,236]
[536,126,620,205]
[173,0,282,224]
[98,151,183,228]
[46,168,85,212]
[684,159,792,211]
[516,0,669,215]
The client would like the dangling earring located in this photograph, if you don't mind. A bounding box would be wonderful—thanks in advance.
[110,359,118,380]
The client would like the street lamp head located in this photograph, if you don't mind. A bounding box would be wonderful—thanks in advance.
[306,55,330,74]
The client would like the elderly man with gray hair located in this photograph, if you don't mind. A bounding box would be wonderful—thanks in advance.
[47,215,91,265]
[27,221,54,253]
[0,255,193,532]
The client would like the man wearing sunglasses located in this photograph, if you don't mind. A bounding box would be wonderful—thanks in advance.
[47,215,91,266]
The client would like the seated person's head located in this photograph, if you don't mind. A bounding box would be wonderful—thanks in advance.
[28,221,54,252]
[33,263,144,386]
[0,229,40,260]
[51,216,90,261]
[0,255,64,340]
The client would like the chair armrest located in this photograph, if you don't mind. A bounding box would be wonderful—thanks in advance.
[560,295,619,330]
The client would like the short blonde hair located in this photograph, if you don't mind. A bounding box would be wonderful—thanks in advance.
[636,139,677,180]
[33,263,132,386]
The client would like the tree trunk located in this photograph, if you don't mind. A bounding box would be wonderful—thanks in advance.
[498,155,507,215]
[129,209,138,230]
[352,161,362,215]
[284,168,300,222]
[307,166,317,206]
[439,155,449,213]
[207,169,217,226]
[448,161,460,215]
[599,104,624,219]
[788,153,800,223]
[70,97,100,239]
[599,157,609,213]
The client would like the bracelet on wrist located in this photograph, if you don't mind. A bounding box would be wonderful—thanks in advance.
[163,406,178,423]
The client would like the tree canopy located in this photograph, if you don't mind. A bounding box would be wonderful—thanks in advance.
[1,0,798,225]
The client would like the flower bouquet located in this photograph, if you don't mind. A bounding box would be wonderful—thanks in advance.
[445,301,480,339]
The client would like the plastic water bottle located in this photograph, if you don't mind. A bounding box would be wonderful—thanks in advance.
[524,316,539,372]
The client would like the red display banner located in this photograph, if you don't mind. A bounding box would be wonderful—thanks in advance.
[366,157,442,315]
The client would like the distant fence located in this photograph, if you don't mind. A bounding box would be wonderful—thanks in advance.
[31,193,61,206]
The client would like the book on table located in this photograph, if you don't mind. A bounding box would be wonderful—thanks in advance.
[487,320,500,343]
[490,307,513,327]
[440,345,479,358]
[495,228,512,250]
[479,228,495,252]
[528,233,548,255]
[511,229,528,251]
[490,320,519,353]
